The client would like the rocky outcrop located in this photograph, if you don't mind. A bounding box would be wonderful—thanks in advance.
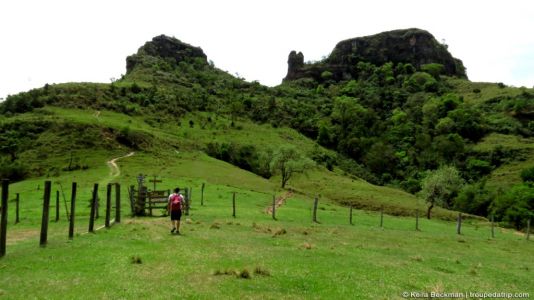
[126,35,207,73]
[284,28,467,82]
[285,51,304,80]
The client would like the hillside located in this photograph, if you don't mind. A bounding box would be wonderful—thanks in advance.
[1,29,533,228]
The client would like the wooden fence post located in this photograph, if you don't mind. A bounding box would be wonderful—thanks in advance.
[40,181,52,247]
[491,214,495,238]
[105,184,111,228]
[349,206,353,225]
[232,192,236,218]
[456,212,462,235]
[0,179,8,257]
[201,183,205,206]
[380,206,384,228]
[272,194,276,220]
[88,184,98,233]
[55,190,60,222]
[415,209,420,231]
[69,182,77,240]
[312,196,318,223]
[15,193,20,224]
[129,185,135,216]
[115,183,121,223]
[185,188,190,216]
[527,219,531,241]
[271,194,276,219]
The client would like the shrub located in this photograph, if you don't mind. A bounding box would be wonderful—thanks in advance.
[520,167,534,183]
[403,72,438,93]
[454,183,492,216]
[421,63,445,78]
[321,71,333,81]
[0,158,28,182]
[491,184,534,229]
[116,127,152,150]
[465,159,492,179]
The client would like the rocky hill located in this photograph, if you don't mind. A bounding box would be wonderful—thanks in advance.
[285,28,466,82]
[126,34,208,74]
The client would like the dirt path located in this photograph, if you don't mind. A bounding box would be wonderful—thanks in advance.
[265,191,293,215]
[107,152,135,178]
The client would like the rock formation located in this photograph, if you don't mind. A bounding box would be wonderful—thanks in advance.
[284,28,466,82]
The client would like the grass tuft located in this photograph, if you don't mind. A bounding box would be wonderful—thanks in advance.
[210,223,221,229]
[272,228,287,237]
[254,266,271,277]
[411,255,423,262]
[130,256,142,264]
[237,269,251,279]
[302,242,313,250]
[213,269,238,276]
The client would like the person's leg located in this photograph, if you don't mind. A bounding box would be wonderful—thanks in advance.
[170,213,177,233]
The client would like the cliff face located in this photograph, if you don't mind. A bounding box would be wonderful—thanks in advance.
[126,35,207,73]
[284,28,466,82]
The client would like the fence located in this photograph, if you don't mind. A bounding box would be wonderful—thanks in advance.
[1,180,122,257]
[1,179,531,259]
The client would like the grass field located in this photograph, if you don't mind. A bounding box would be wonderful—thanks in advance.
[0,151,532,299]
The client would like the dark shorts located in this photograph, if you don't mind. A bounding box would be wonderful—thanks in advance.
[170,210,182,221]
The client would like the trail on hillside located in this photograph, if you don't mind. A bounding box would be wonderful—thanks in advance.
[265,191,293,215]
[107,152,135,178]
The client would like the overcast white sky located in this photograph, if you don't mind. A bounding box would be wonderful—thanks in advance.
[1,0,533,99]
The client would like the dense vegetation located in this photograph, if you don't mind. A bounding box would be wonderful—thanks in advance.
[1,34,533,229]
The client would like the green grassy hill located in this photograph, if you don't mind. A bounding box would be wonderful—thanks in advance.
[2,105,458,219]
[0,152,532,299]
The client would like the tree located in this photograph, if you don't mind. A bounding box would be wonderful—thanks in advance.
[331,96,367,137]
[491,184,534,230]
[270,146,314,188]
[420,166,464,219]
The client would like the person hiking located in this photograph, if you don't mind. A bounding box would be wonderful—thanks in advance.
[168,187,184,234]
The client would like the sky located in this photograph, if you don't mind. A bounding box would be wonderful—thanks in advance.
[1,0,534,100]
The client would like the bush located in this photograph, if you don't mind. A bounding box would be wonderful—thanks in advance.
[205,142,271,178]
[0,158,29,182]
[116,127,152,150]
[520,167,534,183]
[321,71,333,81]
[421,63,445,78]
[491,184,534,229]
[403,72,438,93]
[465,158,492,180]
[454,183,492,216]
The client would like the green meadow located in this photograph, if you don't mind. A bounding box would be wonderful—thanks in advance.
[0,149,532,299]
